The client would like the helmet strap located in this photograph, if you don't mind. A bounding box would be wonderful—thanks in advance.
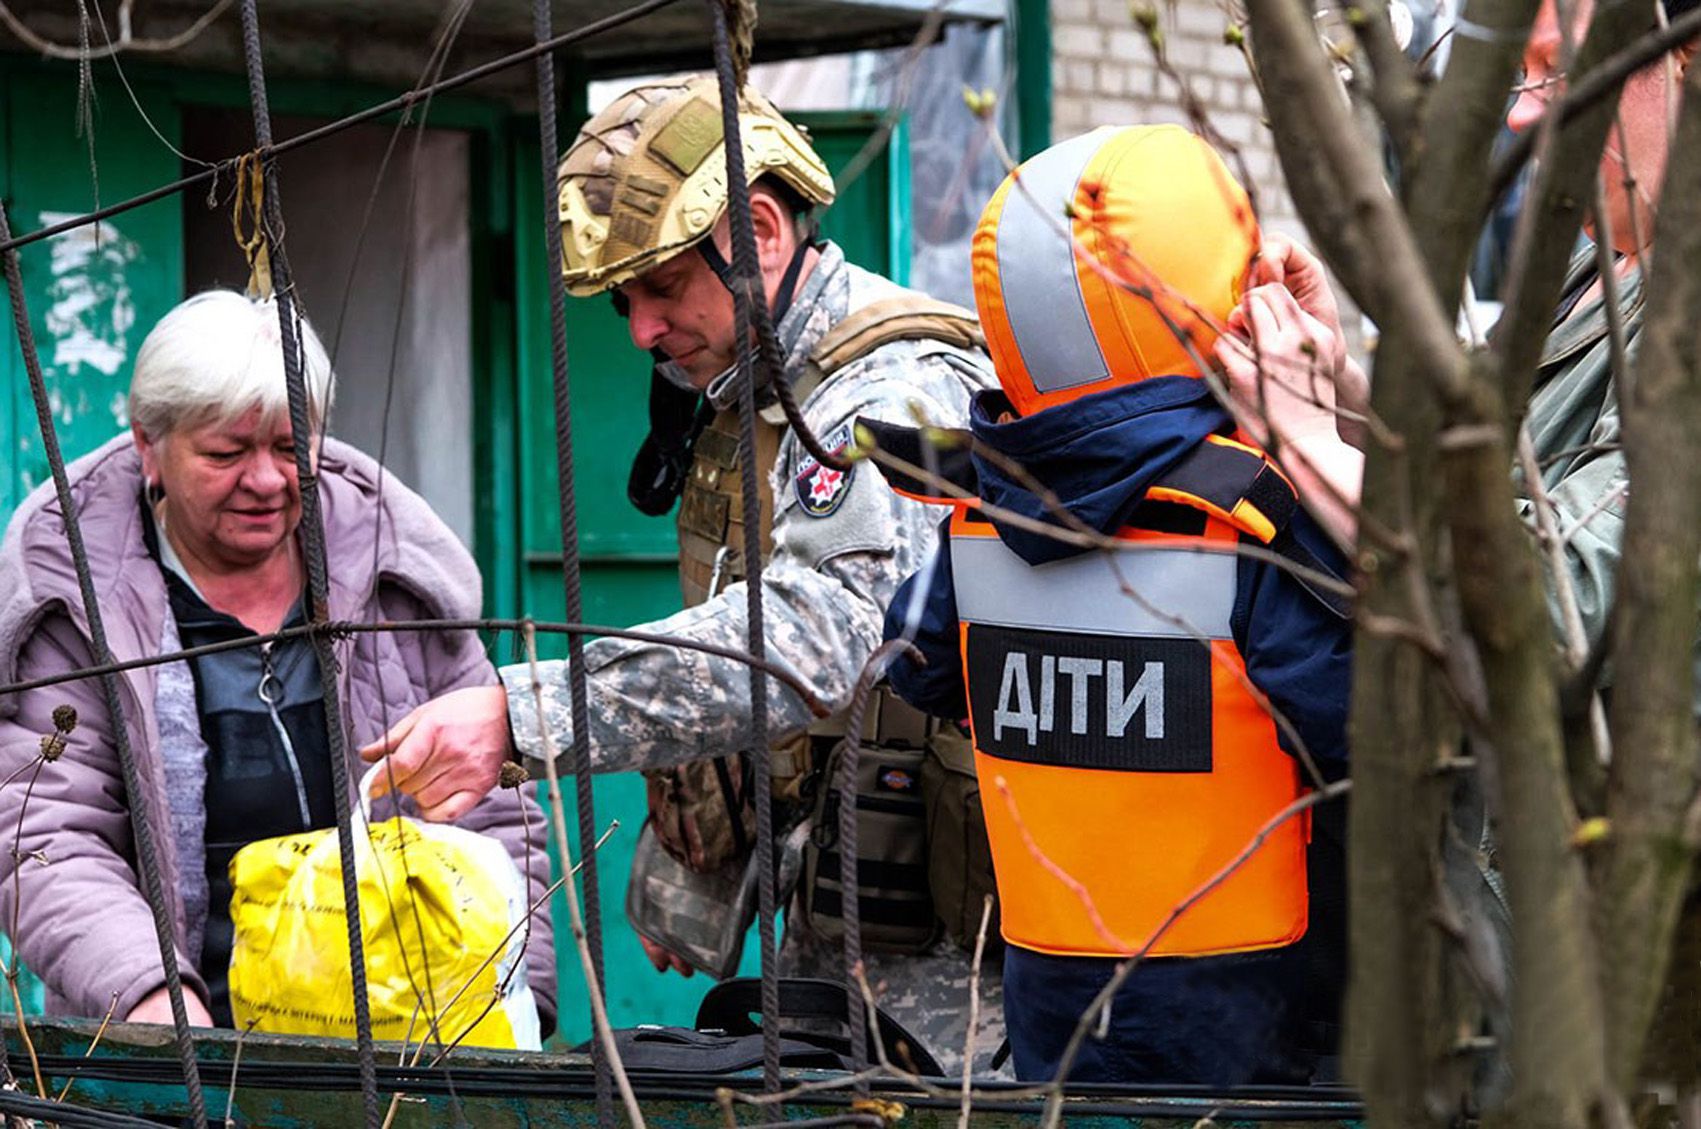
[697,229,816,331]
[697,229,817,412]
[697,239,735,289]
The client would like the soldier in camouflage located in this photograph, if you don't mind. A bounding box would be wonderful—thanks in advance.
[361,77,1005,1074]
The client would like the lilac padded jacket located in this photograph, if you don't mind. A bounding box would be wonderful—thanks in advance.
[0,434,556,1024]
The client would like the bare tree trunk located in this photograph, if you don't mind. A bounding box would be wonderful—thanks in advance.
[1440,370,1609,1129]
[1597,64,1701,1090]
[1642,887,1701,1094]
[1246,2,1478,1122]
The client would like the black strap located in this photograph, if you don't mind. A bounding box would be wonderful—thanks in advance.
[698,234,814,327]
[694,977,948,1076]
[626,361,715,517]
[1152,439,1352,618]
[697,238,735,288]
[711,754,751,858]
[578,1026,848,1074]
[1150,438,1297,537]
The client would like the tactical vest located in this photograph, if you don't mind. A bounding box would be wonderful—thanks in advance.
[645,297,988,883]
[952,434,1311,959]
[675,296,986,606]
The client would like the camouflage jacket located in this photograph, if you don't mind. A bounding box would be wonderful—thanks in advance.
[501,242,996,771]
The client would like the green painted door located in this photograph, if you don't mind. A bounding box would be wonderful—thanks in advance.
[511,112,912,1044]
[1,66,184,512]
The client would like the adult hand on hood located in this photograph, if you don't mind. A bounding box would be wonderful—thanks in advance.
[1217,283,1345,447]
[1216,284,1365,547]
[1247,234,1348,376]
[359,686,513,822]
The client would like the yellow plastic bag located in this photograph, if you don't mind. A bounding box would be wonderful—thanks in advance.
[226,770,541,1050]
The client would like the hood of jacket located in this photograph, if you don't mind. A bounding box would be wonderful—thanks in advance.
[0,432,482,694]
[969,376,1232,566]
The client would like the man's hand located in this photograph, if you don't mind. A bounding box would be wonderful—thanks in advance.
[126,985,213,1027]
[358,685,514,822]
[639,935,696,977]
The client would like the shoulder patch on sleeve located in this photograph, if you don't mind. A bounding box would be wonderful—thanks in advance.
[793,421,856,518]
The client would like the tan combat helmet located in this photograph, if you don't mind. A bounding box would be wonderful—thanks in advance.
[557,76,837,297]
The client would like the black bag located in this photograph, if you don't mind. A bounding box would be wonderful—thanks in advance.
[696,977,947,1077]
[581,977,946,1077]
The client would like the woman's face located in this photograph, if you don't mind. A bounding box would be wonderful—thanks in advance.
[134,407,308,571]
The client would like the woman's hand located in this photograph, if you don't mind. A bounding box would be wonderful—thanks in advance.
[126,985,213,1027]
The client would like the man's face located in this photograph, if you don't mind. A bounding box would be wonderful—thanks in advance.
[614,241,737,389]
[1507,0,1685,255]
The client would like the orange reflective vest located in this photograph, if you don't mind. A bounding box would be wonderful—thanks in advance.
[952,435,1311,959]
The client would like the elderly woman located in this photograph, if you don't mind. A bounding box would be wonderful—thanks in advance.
[0,290,554,1029]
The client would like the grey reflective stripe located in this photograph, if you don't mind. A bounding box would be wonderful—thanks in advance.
[995,130,1109,395]
[951,533,1235,639]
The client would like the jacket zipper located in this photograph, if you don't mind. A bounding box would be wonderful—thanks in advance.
[258,641,313,830]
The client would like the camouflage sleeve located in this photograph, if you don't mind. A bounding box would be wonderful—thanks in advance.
[500,349,989,774]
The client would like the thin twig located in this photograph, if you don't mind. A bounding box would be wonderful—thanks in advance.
[425,821,619,1067]
[857,442,1356,600]
[52,991,119,1103]
[519,623,646,1127]
[1558,483,1629,548]
[222,1019,257,1128]
[1517,425,1611,770]
[958,894,994,1129]
[6,757,48,1100]
[0,0,232,59]
[0,0,689,258]
[994,779,1133,954]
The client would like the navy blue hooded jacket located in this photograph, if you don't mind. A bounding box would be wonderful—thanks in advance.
[876,376,1352,1085]
[883,376,1351,771]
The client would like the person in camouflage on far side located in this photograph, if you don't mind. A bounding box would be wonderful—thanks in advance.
[360,77,1004,1072]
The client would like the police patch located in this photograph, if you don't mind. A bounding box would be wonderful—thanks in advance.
[794,421,856,517]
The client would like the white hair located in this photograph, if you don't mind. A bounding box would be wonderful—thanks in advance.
[128,290,335,440]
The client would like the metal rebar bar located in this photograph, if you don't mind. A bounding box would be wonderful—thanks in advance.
[234,2,379,1123]
[705,0,784,1093]
[528,1,613,1121]
[0,203,208,1129]
[0,618,831,719]
[835,640,921,1095]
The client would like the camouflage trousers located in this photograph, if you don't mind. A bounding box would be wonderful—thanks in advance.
[779,911,1009,1078]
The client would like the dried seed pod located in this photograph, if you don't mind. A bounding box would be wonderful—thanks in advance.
[39,733,66,762]
[51,705,78,734]
[498,761,530,790]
